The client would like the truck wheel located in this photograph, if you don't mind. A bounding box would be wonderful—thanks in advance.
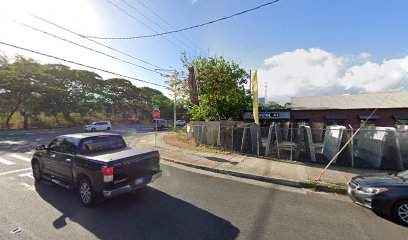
[32,160,42,182]
[78,178,94,207]
[91,128,96,132]
[107,127,111,130]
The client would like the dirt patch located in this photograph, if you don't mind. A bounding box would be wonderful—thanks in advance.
[163,132,231,155]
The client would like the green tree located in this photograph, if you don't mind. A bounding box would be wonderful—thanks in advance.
[0,56,47,128]
[171,52,251,121]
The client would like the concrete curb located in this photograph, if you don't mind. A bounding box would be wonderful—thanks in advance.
[161,156,348,195]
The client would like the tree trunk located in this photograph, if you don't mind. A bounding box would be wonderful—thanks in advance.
[20,111,29,129]
[63,112,75,125]
[5,111,15,129]
[53,113,60,124]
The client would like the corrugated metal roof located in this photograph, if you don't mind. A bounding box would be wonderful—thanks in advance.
[291,92,408,110]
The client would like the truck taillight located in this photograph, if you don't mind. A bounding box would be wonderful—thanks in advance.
[102,166,114,182]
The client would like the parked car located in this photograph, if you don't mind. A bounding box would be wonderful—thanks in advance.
[151,119,171,130]
[347,170,408,225]
[83,121,112,132]
[31,132,162,207]
[175,120,187,127]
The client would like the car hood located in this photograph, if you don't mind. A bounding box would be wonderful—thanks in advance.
[353,174,408,188]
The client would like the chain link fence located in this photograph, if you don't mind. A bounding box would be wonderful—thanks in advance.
[187,123,408,171]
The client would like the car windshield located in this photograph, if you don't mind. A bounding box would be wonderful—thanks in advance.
[79,135,126,154]
[396,170,408,179]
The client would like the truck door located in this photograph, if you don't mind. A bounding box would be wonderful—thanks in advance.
[55,138,79,182]
[42,137,64,176]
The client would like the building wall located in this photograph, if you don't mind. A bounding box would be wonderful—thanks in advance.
[291,108,408,127]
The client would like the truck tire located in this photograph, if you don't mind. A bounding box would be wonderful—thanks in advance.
[78,177,94,207]
[91,128,96,132]
[107,127,111,130]
[32,160,42,182]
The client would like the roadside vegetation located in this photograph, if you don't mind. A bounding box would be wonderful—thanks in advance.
[0,54,175,129]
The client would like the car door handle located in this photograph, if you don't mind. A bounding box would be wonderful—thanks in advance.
[65,158,71,162]
[51,154,56,158]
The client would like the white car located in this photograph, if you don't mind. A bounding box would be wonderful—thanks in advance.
[83,121,112,132]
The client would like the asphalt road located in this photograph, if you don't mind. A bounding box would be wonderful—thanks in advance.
[0,126,407,239]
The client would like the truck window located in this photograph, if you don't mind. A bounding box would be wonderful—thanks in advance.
[60,138,79,154]
[48,137,64,152]
[79,135,126,154]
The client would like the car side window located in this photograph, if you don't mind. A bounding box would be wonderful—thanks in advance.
[60,138,79,154]
[48,137,63,152]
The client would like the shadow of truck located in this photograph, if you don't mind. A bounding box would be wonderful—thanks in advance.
[34,183,239,240]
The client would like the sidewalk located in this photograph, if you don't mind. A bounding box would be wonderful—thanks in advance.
[131,132,387,193]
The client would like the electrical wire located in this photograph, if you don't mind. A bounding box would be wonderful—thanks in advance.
[104,0,184,51]
[120,0,196,54]
[136,0,205,54]
[13,19,163,74]
[81,0,281,40]
[0,40,166,88]
[31,15,170,72]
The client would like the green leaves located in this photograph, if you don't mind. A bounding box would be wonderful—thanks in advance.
[168,52,251,121]
[0,54,171,128]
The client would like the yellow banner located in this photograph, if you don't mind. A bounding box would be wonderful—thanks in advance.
[252,70,259,125]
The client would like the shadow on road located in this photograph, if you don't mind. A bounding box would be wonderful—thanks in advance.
[34,183,239,240]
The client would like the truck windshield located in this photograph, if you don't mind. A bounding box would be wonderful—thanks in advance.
[79,135,126,154]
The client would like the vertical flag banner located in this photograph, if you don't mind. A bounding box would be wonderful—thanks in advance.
[252,70,259,124]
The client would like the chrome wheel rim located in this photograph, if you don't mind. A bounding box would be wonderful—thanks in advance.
[80,182,91,204]
[398,203,408,224]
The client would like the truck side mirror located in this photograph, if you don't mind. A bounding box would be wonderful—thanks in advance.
[36,144,46,150]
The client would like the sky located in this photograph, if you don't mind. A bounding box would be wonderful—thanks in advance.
[0,0,407,103]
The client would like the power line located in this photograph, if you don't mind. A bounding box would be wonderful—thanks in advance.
[104,0,185,51]
[31,15,170,71]
[81,0,281,40]
[136,0,205,54]
[12,19,163,74]
[0,40,166,88]
[120,0,196,53]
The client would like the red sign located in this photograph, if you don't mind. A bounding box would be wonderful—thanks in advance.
[153,109,160,120]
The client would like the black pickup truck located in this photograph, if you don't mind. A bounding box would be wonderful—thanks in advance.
[31,132,162,207]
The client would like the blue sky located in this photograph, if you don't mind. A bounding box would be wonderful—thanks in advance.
[1,0,407,102]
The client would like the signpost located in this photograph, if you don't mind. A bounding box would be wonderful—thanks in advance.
[153,106,160,147]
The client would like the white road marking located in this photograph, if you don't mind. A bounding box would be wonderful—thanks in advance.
[0,168,31,176]
[9,154,31,162]
[0,158,15,165]
[19,172,34,179]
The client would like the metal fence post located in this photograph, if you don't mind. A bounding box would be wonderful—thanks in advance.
[290,123,293,161]
[257,124,260,157]
[231,126,234,152]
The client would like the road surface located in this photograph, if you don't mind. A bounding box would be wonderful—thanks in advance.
[0,126,407,239]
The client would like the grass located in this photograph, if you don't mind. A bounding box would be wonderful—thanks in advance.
[163,132,232,155]
[306,180,347,195]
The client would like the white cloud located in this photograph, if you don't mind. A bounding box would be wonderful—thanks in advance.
[257,48,408,103]
[191,0,198,5]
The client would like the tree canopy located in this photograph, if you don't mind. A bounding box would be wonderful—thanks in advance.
[0,54,172,129]
[164,52,251,121]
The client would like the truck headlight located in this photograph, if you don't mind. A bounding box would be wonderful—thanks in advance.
[363,187,388,194]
